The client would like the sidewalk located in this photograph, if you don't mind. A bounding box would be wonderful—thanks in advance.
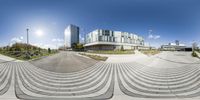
[195,51,200,59]
[0,54,22,62]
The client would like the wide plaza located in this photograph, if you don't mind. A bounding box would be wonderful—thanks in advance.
[0,51,200,100]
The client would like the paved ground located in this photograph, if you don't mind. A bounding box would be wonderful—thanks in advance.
[0,51,200,100]
[30,51,98,73]
[0,59,4,63]
[0,54,16,63]
[196,51,200,58]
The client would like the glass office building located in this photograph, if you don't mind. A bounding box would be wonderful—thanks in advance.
[64,24,79,48]
[84,29,144,50]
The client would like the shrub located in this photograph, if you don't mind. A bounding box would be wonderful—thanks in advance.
[0,43,58,60]
[192,51,198,57]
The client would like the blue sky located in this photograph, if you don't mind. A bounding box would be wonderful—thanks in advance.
[0,0,200,48]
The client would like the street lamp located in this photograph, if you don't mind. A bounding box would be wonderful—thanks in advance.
[26,28,29,57]
[27,28,29,45]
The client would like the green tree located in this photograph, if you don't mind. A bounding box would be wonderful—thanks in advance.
[76,43,84,50]
[13,43,22,51]
[192,51,198,57]
[48,48,51,53]
[0,48,2,53]
[38,48,41,53]
[72,43,77,50]
[71,43,84,51]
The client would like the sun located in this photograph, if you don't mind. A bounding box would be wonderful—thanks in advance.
[36,29,44,37]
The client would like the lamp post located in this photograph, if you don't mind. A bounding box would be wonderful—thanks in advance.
[27,28,29,45]
[26,28,29,56]
[192,40,195,52]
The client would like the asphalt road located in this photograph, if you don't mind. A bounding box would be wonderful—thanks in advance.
[30,51,98,73]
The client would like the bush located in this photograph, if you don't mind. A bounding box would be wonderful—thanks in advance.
[25,55,31,60]
[72,43,84,51]
[192,51,198,57]
[0,43,58,60]
[34,50,40,56]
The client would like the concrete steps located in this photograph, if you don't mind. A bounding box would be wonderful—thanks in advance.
[0,56,200,99]
[0,63,13,95]
[117,62,200,98]
[14,62,114,99]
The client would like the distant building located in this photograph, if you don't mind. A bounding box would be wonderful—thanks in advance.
[175,40,179,46]
[64,24,79,48]
[84,29,145,50]
[161,40,192,51]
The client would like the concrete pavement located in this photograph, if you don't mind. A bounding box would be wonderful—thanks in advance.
[30,51,98,73]
[0,51,200,100]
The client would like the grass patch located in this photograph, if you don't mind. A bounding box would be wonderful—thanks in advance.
[192,51,198,57]
[79,53,108,61]
[140,50,160,55]
[0,49,58,61]
[87,50,134,54]
[0,43,58,61]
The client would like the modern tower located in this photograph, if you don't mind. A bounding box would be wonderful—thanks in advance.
[175,40,179,46]
[64,24,79,48]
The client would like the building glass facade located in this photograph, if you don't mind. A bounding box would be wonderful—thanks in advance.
[64,24,79,48]
[84,29,144,50]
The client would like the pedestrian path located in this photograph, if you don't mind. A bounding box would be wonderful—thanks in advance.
[0,52,200,100]
[196,51,200,59]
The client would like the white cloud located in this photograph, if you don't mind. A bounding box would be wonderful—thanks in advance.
[79,35,85,43]
[32,43,57,49]
[148,30,153,33]
[11,36,24,43]
[148,34,153,39]
[20,36,23,40]
[154,35,160,39]
[56,43,63,46]
[43,44,56,49]
[148,34,160,39]
[81,37,84,41]
[52,38,63,42]
[147,29,160,40]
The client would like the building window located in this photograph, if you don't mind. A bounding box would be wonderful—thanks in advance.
[109,37,112,42]
[104,30,110,36]
[111,31,113,36]
[99,32,102,36]
[99,36,102,41]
